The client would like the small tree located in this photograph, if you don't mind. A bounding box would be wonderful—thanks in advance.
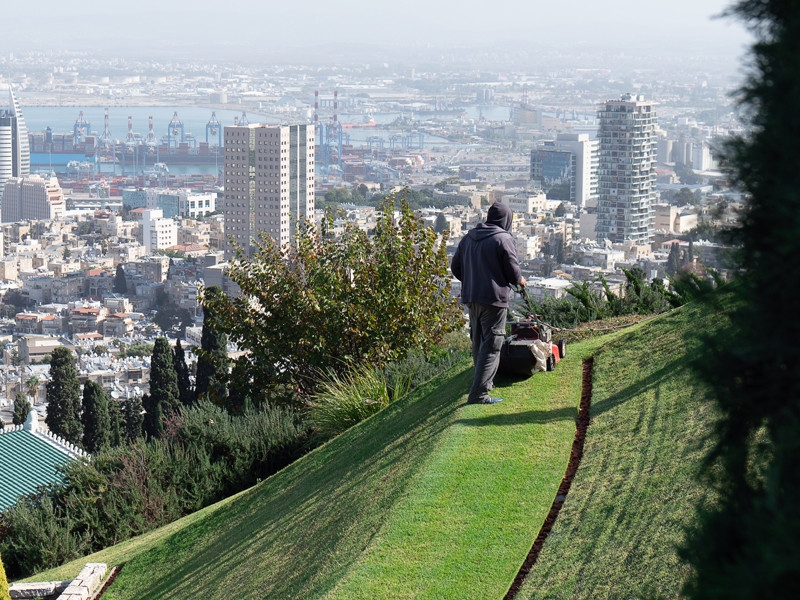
[195,287,229,406]
[81,381,111,453]
[173,338,193,407]
[204,193,461,403]
[12,392,31,425]
[45,347,82,445]
[114,264,128,294]
[143,338,180,438]
[25,375,40,405]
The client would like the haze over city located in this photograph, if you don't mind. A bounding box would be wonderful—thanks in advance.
[1,0,750,65]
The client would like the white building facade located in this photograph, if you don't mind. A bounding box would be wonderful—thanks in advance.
[141,209,178,254]
[0,87,30,208]
[223,123,314,256]
[1,175,65,223]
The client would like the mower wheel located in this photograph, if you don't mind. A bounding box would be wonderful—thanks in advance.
[557,339,566,359]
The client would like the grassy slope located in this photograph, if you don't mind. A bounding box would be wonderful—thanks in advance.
[29,335,596,599]
[517,300,721,599]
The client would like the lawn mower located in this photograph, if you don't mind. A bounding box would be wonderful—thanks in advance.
[498,290,566,377]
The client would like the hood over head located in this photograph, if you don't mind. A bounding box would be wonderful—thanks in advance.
[486,202,513,232]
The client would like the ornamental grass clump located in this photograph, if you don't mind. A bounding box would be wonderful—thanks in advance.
[309,363,410,441]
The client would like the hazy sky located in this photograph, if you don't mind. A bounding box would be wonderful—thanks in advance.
[1,0,750,61]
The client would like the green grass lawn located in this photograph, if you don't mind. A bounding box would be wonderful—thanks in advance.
[516,301,722,599]
[28,333,595,599]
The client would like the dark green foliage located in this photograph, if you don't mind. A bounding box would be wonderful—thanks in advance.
[122,396,144,442]
[141,393,161,439]
[173,338,193,407]
[114,264,128,294]
[12,393,30,426]
[45,347,82,445]
[143,338,180,438]
[433,213,448,234]
[0,401,308,580]
[520,268,684,329]
[204,193,462,404]
[195,286,229,407]
[681,2,800,596]
[108,399,123,448]
[666,242,682,276]
[81,381,111,454]
[153,305,193,336]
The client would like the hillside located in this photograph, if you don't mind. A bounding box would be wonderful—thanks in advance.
[25,297,722,598]
[29,331,599,598]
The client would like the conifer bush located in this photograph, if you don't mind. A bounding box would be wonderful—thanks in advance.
[0,401,308,580]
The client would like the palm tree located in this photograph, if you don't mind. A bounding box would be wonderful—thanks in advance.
[25,375,40,406]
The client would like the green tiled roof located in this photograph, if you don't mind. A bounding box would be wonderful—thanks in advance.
[0,429,74,510]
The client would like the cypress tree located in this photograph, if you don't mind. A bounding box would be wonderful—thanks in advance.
[173,338,193,406]
[45,347,82,445]
[12,392,31,426]
[144,337,180,438]
[108,397,123,448]
[682,2,800,597]
[141,392,161,439]
[114,263,128,294]
[81,380,111,453]
[123,395,144,442]
[195,286,229,406]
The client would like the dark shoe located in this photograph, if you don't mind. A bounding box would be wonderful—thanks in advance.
[467,396,503,405]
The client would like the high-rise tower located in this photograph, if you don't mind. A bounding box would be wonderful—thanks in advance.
[223,123,314,257]
[596,94,657,245]
[0,87,30,207]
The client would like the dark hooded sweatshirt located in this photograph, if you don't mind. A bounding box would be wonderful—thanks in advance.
[451,202,522,308]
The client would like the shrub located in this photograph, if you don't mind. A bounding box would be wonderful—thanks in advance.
[0,553,10,600]
[309,362,411,441]
[204,192,462,405]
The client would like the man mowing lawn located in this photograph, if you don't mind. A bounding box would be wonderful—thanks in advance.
[451,201,526,405]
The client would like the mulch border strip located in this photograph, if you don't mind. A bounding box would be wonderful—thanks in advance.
[504,356,594,599]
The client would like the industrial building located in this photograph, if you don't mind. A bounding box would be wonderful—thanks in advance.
[0,87,30,207]
[595,94,657,245]
[223,123,314,256]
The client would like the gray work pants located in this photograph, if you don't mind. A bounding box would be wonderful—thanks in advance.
[467,303,507,403]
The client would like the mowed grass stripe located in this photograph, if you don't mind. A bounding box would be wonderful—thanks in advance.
[516,302,722,599]
[324,335,611,599]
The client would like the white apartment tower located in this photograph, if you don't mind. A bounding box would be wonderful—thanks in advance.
[223,123,314,256]
[1,175,65,223]
[0,87,30,208]
[595,94,657,245]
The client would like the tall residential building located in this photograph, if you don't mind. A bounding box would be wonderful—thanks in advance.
[1,175,65,223]
[223,123,314,256]
[0,87,30,208]
[530,133,599,209]
[595,94,657,245]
